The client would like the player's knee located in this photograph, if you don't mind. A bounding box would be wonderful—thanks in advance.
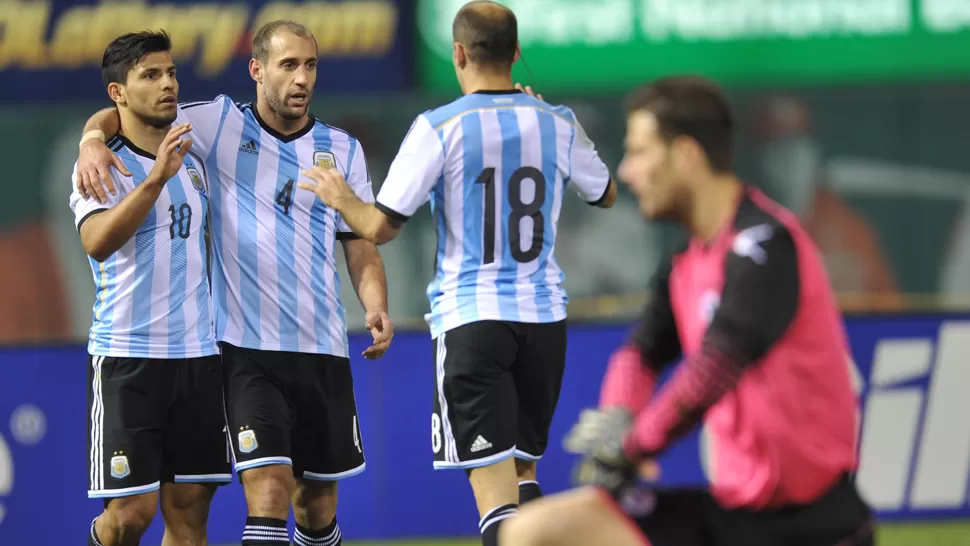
[498,509,545,546]
[105,495,156,541]
[241,465,294,515]
[161,484,216,538]
[515,458,537,481]
[293,480,338,527]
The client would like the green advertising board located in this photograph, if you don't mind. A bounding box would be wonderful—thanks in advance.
[417,0,970,94]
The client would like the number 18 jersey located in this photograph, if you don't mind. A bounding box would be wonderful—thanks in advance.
[375,90,611,338]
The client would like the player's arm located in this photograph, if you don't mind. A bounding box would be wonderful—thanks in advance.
[76,96,226,202]
[300,115,443,245]
[335,142,394,358]
[73,126,192,261]
[623,224,800,460]
[568,117,617,209]
[599,255,682,414]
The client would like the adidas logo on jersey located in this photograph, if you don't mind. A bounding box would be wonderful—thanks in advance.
[470,435,492,453]
[237,140,258,154]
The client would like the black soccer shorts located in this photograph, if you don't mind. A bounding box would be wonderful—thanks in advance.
[86,354,231,499]
[603,474,874,545]
[431,319,567,469]
[221,342,365,480]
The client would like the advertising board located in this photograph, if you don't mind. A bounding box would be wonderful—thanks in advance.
[0,0,413,102]
[0,315,968,543]
[416,0,970,94]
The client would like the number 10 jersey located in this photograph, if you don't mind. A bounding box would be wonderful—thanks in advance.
[375,90,612,338]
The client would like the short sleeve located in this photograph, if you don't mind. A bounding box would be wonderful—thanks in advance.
[69,162,124,231]
[176,95,230,161]
[706,223,800,362]
[375,115,444,223]
[336,142,376,237]
[567,119,612,205]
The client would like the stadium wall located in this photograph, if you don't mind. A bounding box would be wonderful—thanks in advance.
[0,315,968,544]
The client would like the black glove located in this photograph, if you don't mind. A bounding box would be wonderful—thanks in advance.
[563,407,638,498]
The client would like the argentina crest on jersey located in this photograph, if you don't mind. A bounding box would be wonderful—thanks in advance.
[186,166,205,194]
[313,151,336,169]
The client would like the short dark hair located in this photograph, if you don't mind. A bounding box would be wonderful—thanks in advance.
[252,20,317,63]
[626,76,735,172]
[101,31,172,89]
[452,0,518,68]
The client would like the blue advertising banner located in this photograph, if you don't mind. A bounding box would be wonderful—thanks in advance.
[0,0,413,103]
[0,315,968,544]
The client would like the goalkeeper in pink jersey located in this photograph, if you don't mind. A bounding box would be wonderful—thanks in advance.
[500,76,874,546]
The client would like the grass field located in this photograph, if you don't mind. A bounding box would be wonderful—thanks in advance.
[343,521,970,546]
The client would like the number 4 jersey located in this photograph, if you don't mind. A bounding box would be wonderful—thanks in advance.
[174,96,374,358]
[69,135,217,359]
[376,90,612,338]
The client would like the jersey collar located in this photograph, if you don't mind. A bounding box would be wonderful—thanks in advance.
[247,103,316,143]
[471,89,523,95]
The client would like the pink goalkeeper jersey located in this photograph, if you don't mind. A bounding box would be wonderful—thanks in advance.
[602,186,859,509]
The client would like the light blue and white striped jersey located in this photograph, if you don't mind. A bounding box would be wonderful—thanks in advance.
[376,90,612,338]
[174,96,374,358]
[69,136,217,359]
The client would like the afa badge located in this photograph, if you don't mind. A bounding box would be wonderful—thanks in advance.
[110,455,130,479]
[186,167,205,193]
[238,430,258,454]
[313,151,335,170]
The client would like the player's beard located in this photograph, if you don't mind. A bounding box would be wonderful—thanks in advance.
[266,89,309,121]
[136,109,178,130]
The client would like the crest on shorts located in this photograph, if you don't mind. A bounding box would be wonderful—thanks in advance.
[238,430,258,454]
[110,455,130,479]
[186,167,205,193]
[618,486,656,517]
[313,151,335,170]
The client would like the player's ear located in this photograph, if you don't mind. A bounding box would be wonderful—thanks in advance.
[248,58,262,83]
[107,82,125,106]
[513,43,521,63]
[453,42,466,70]
[669,136,696,175]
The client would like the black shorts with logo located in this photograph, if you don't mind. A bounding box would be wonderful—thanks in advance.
[432,320,567,469]
[221,342,365,480]
[610,474,874,546]
[86,354,231,499]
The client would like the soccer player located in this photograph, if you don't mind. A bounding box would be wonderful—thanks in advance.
[74,21,392,546]
[70,31,230,546]
[499,76,876,546]
[298,2,616,545]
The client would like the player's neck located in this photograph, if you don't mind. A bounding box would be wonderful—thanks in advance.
[461,70,515,95]
[255,99,308,136]
[686,175,744,243]
[117,110,168,158]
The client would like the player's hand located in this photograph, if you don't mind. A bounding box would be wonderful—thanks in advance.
[148,123,193,185]
[299,166,355,210]
[515,82,543,101]
[564,407,638,497]
[77,136,131,203]
[362,310,393,359]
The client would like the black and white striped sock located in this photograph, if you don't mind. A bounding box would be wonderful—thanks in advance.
[241,516,289,545]
[518,480,543,505]
[479,503,517,546]
[294,518,341,546]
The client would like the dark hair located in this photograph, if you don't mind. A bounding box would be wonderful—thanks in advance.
[452,0,518,68]
[101,31,172,89]
[252,20,317,63]
[626,76,735,172]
